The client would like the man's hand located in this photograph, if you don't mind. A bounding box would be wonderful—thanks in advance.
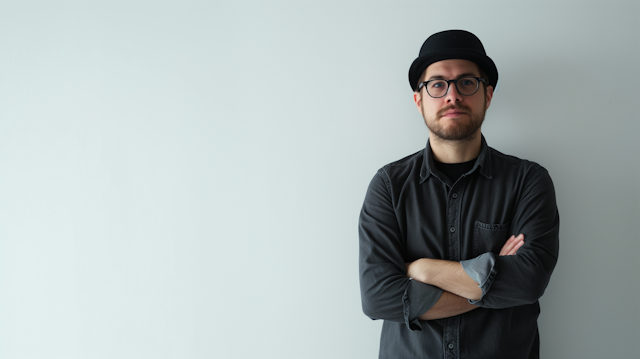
[499,234,525,256]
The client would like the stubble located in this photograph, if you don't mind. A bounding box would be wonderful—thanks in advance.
[423,101,487,142]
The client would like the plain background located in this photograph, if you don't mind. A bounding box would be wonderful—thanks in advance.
[0,1,638,358]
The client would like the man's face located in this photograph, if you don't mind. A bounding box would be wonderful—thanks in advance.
[413,59,494,142]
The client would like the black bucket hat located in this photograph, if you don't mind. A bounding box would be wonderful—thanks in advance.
[408,30,498,91]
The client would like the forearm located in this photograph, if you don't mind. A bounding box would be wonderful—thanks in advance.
[418,291,477,320]
[407,258,482,301]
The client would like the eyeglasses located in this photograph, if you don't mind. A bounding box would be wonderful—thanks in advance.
[417,77,487,98]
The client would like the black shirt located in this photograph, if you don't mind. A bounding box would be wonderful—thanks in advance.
[359,136,559,359]
[434,158,476,184]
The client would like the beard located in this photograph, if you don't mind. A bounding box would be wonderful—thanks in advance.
[423,102,487,142]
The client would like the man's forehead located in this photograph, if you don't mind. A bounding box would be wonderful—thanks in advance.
[424,59,481,78]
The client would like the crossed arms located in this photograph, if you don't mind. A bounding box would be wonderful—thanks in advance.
[405,234,524,320]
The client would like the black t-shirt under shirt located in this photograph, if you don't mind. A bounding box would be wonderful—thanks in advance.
[433,158,477,183]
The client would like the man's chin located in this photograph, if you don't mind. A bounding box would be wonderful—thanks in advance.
[430,127,481,142]
[425,115,484,142]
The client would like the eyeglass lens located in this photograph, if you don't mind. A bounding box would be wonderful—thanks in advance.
[427,78,479,98]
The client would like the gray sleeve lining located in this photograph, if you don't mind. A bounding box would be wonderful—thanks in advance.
[460,252,497,304]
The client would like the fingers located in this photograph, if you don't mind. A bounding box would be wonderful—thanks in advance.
[510,235,525,255]
[499,235,515,256]
[499,234,525,256]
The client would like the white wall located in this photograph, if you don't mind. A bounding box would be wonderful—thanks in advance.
[0,1,638,358]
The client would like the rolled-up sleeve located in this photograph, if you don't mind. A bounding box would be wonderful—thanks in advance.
[471,166,560,308]
[461,252,497,303]
[359,170,443,331]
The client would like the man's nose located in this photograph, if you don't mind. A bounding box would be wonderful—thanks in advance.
[444,82,463,103]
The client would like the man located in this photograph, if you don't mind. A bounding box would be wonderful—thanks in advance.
[358,30,559,358]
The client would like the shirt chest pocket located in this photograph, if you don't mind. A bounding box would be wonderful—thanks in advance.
[473,221,511,257]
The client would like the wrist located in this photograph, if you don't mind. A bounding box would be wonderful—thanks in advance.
[427,260,459,288]
[408,258,434,284]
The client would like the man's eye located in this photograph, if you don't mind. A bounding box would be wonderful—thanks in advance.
[460,79,474,86]
[431,82,445,88]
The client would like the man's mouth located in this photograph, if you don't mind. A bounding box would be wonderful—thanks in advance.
[440,108,469,118]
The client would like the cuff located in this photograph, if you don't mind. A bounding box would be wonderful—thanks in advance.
[460,252,497,305]
[402,279,443,331]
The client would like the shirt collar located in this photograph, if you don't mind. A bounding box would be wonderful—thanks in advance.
[419,135,493,184]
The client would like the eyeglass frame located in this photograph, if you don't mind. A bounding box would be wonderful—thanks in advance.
[416,77,487,98]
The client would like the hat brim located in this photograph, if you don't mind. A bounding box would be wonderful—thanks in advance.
[409,49,499,91]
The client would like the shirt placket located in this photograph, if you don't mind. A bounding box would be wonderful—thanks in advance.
[443,179,465,359]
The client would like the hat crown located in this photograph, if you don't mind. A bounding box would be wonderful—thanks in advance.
[419,30,486,56]
[408,29,498,91]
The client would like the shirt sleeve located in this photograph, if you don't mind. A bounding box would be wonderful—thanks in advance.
[470,165,560,309]
[359,170,443,331]
[460,252,497,302]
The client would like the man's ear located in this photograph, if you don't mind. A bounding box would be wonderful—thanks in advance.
[413,91,422,111]
[485,85,494,109]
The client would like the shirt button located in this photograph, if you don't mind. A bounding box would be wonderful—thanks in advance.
[448,343,454,350]
[494,225,499,230]
[452,193,458,199]
[449,227,456,233]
